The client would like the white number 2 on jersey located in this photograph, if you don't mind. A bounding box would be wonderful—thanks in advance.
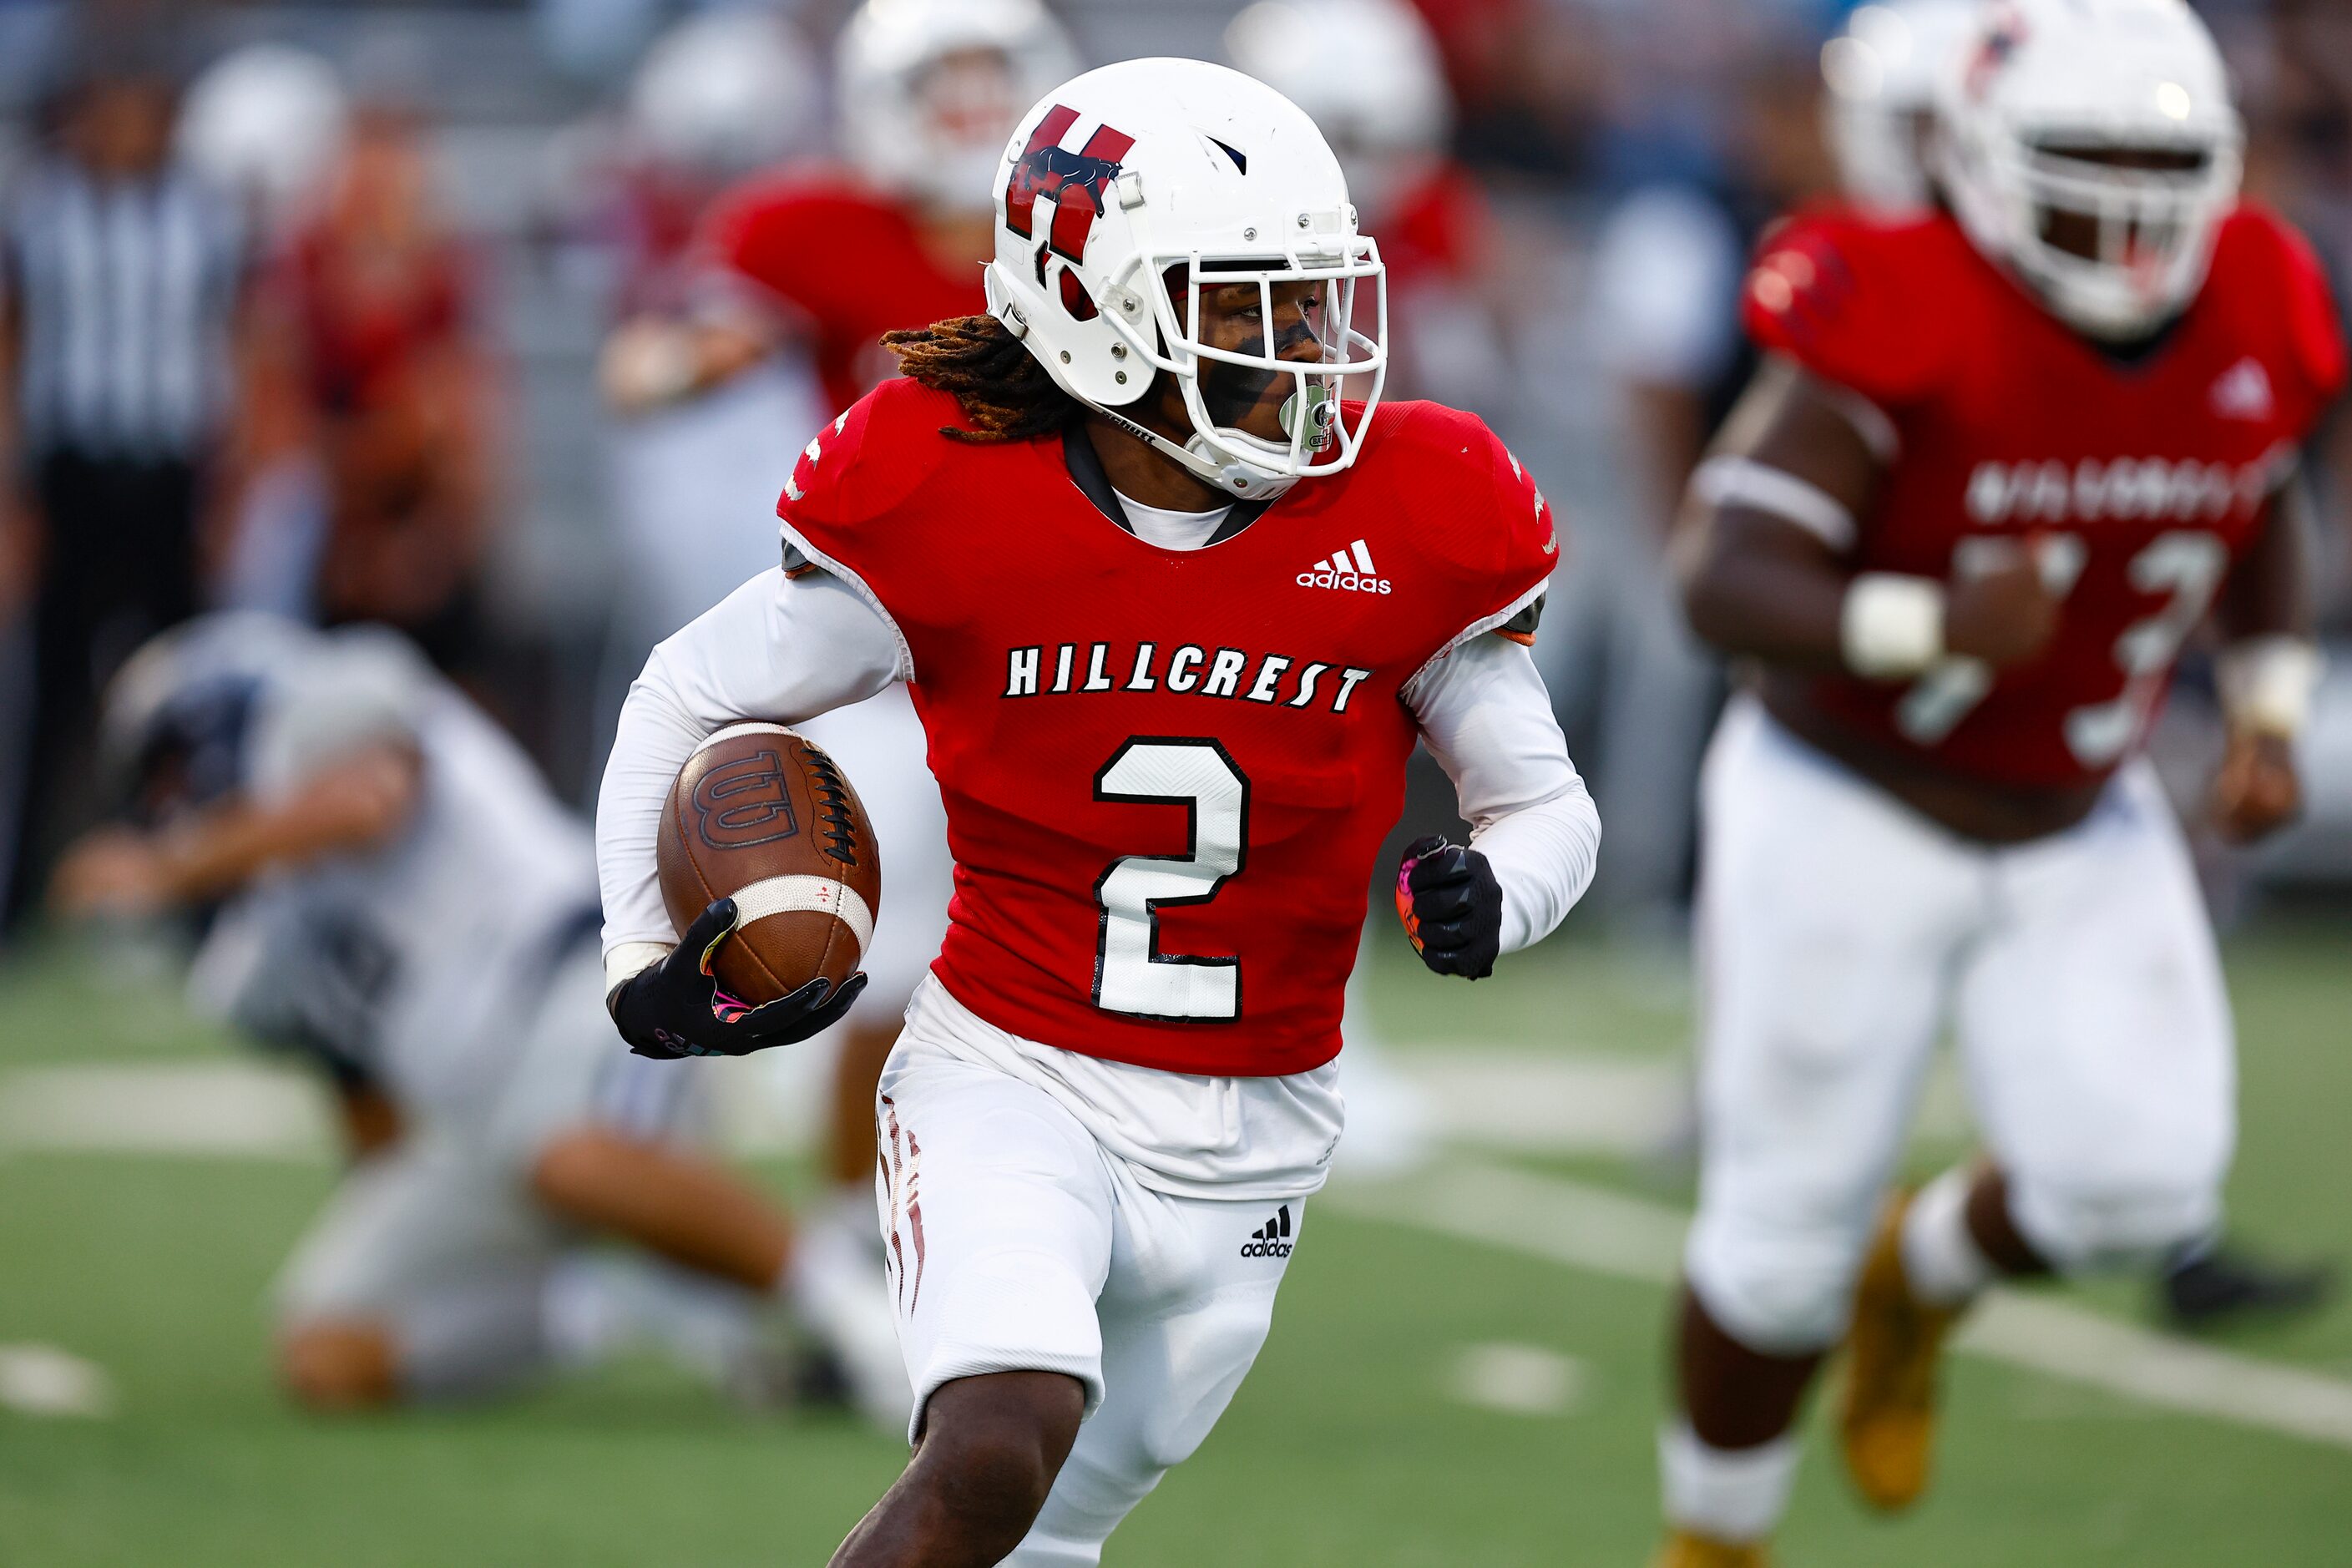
[1092,738,1249,1021]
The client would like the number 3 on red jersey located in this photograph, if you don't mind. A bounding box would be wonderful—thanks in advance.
[1091,737,1249,1022]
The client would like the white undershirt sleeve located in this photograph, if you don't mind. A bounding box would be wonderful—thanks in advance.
[1404,634,1601,953]
[596,566,905,969]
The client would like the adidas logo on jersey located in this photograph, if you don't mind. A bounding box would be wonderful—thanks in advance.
[2210,357,2275,421]
[1240,1205,1295,1258]
[1297,539,1391,594]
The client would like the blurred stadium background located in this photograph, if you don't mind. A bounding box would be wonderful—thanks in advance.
[2,0,2349,1562]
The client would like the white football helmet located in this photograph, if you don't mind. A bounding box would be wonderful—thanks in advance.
[1224,0,1450,221]
[984,58,1387,500]
[1821,0,1981,217]
[1935,0,2242,341]
[177,44,349,225]
[629,8,822,180]
[837,0,1081,215]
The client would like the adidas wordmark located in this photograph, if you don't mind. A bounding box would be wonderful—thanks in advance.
[1297,539,1391,594]
[1240,1205,1296,1259]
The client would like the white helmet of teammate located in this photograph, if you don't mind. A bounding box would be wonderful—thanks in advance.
[177,43,349,226]
[628,8,822,180]
[1821,0,1980,217]
[984,58,1387,499]
[837,0,1080,215]
[1935,0,2243,341]
[1224,0,1449,221]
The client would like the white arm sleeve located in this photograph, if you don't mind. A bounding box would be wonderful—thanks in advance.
[596,566,905,969]
[1404,634,1600,954]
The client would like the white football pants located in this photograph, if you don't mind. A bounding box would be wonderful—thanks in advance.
[1685,698,2235,1353]
[873,1027,1299,1566]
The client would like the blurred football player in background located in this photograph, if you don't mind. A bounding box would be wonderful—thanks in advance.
[1656,3,2343,1563]
[1820,0,2333,1338]
[600,0,1078,1282]
[176,42,349,625]
[273,103,500,687]
[593,4,829,657]
[49,613,908,1426]
[1225,0,1508,409]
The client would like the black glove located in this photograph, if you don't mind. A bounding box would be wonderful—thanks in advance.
[1393,834,1503,980]
[609,898,867,1060]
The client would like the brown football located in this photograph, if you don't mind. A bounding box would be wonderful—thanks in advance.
[655,723,883,1007]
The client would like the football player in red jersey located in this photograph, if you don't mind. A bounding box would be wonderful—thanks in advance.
[599,0,1078,420]
[1653,3,2344,1564]
[595,58,1601,1567]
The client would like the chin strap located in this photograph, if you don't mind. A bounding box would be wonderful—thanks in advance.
[1090,405,1299,501]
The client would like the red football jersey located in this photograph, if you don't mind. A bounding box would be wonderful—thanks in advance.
[779,380,1558,1076]
[702,172,986,415]
[1745,203,2345,790]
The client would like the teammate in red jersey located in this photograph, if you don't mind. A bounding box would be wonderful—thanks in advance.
[1652,4,2344,1564]
[600,0,1076,419]
[1226,0,1504,407]
[595,59,1600,1566]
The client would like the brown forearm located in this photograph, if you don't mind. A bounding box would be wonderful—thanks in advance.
[152,746,422,903]
[1677,508,1854,667]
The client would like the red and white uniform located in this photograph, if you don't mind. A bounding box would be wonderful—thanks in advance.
[781,380,1559,1076]
[701,173,984,415]
[1682,204,2347,1359]
[1748,204,2345,788]
[596,382,1597,1533]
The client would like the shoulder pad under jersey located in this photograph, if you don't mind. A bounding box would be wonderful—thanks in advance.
[1370,402,1560,648]
[2214,204,2349,418]
[775,376,967,563]
[1742,207,1963,407]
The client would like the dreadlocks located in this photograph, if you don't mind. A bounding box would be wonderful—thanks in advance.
[882,314,1085,444]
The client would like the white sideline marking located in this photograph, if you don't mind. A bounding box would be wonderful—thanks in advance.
[1389,1050,1976,1156]
[0,1063,332,1159]
[1446,1342,1589,1418]
[1328,1159,2352,1453]
[0,1344,115,1418]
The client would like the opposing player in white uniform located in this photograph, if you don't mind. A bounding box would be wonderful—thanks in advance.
[52,615,906,1420]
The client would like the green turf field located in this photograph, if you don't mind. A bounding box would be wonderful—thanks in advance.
[3,917,2348,1565]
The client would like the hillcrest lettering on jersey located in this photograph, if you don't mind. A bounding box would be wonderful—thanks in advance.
[1004,640,1376,713]
[1962,448,2290,527]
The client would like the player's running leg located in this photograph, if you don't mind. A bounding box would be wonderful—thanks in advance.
[1846,759,2237,1504]
[1013,1181,1296,1565]
[1660,702,1966,1561]
[841,1034,1115,1564]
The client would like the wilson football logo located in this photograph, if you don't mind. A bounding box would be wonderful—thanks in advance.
[690,751,800,851]
[1297,539,1392,594]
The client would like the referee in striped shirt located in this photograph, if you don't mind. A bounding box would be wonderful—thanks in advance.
[0,55,252,928]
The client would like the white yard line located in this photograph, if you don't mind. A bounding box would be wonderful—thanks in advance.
[0,1344,115,1418]
[0,1062,332,1160]
[1327,1158,2352,1454]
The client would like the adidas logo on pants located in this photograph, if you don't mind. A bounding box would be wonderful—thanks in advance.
[1240,1206,1295,1258]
